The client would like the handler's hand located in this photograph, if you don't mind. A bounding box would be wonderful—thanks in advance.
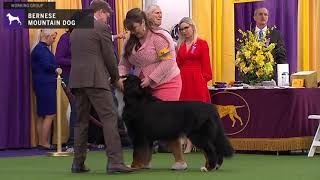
[116,77,126,92]
[114,32,127,40]
[140,77,151,88]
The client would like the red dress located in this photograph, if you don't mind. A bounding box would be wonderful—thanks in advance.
[176,38,212,103]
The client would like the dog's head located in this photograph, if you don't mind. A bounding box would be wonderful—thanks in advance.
[122,74,159,105]
[123,74,145,99]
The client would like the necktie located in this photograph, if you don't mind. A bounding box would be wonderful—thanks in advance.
[259,30,263,42]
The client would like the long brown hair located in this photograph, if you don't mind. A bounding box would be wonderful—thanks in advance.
[123,8,152,59]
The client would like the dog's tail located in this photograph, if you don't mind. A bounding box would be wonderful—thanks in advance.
[212,107,234,158]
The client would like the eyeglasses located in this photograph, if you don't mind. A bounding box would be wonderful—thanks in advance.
[179,26,190,32]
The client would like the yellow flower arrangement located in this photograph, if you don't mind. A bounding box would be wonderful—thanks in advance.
[235,28,276,84]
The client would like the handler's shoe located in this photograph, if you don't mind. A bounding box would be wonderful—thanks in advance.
[127,162,152,169]
[171,162,187,170]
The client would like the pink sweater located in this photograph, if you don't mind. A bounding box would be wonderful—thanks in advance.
[118,29,180,88]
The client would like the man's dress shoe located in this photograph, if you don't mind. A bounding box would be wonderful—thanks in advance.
[71,164,90,173]
[107,164,134,173]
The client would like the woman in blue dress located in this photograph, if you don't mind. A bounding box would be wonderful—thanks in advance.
[31,29,58,149]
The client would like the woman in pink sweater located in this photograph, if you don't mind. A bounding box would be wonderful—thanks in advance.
[118,8,186,170]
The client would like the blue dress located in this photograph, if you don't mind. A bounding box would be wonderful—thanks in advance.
[31,42,58,116]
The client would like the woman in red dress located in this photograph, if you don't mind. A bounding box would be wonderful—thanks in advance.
[176,17,212,153]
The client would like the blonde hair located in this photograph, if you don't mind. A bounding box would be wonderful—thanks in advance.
[177,17,198,49]
[31,29,56,51]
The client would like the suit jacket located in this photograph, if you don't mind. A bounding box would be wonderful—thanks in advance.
[69,20,119,90]
[267,29,287,64]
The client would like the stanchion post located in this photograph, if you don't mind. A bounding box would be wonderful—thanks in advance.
[47,68,72,157]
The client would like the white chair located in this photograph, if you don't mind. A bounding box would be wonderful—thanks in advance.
[308,115,320,157]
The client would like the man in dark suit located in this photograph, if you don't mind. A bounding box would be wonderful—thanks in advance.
[253,7,287,65]
[69,0,133,174]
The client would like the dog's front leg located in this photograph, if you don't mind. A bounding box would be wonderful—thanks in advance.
[201,143,218,172]
[131,137,151,169]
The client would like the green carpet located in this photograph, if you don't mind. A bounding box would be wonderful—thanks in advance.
[0,150,319,180]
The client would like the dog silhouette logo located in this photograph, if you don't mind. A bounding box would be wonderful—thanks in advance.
[6,13,22,25]
[3,10,25,29]
[215,105,245,127]
[211,91,250,135]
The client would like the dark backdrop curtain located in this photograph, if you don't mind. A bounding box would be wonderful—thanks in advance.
[82,0,118,53]
[234,0,298,78]
[0,0,31,149]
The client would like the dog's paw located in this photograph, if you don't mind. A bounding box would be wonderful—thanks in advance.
[200,166,208,172]
[201,166,219,172]
[97,144,105,149]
